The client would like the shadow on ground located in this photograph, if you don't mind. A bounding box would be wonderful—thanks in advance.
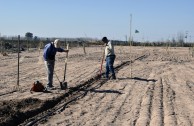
[118,77,157,82]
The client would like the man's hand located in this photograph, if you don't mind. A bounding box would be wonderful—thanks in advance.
[64,49,69,53]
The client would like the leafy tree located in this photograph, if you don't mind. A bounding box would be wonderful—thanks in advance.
[25,32,33,40]
[25,32,33,50]
[34,36,39,41]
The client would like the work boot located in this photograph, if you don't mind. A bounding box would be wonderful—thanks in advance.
[101,74,109,80]
[111,74,116,80]
[46,85,56,91]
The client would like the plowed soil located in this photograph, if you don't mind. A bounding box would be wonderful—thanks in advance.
[1,46,194,126]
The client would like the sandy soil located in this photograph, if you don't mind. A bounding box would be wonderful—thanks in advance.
[0,45,194,126]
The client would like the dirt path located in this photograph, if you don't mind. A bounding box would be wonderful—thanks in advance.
[1,46,194,126]
[39,47,194,126]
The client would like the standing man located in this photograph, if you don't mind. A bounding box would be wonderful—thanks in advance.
[102,37,116,80]
[43,39,69,90]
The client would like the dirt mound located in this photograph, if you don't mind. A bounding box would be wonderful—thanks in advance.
[0,98,43,126]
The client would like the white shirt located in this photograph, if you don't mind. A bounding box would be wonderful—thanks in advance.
[105,41,115,57]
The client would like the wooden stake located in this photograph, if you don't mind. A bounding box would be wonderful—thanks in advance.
[27,39,29,51]
[17,35,20,86]
[63,43,69,82]
[83,42,86,55]
[0,33,2,54]
[192,46,194,57]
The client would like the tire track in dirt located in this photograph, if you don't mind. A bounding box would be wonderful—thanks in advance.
[149,78,164,126]
[135,80,155,126]
[166,64,194,125]
[162,77,177,126]
[132,59,163,126]
[134,58,178,126]
[146,61,178,126]
[148,55,194,126]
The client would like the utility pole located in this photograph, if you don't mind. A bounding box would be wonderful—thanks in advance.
[129,14,133,78]
[185,31,188,43]
[0,33,1,54]
[17,35,20,86]
[129,14,132,46]
[125,35,127,43]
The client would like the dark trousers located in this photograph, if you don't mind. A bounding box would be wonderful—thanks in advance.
[105,55,116,79]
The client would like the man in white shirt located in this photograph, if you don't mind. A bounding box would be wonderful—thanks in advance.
[102,37,116,80]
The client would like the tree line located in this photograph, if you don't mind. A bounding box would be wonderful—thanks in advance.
[0,32,193,53]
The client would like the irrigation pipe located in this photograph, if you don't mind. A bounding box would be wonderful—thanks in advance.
[25,92,86,126]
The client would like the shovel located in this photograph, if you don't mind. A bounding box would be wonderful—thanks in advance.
[54,71,63,89]
[60,44,69,90]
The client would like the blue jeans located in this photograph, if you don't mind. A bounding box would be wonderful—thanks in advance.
[105,55,116,79]
[44,60,55,87]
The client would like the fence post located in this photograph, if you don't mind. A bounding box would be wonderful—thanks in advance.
[83,42,86,55]
[0,33,2,54]
[17,35,20,86]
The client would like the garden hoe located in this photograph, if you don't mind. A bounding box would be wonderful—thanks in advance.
[60,44,69,90]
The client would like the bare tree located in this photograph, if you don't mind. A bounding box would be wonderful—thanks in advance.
[177,32,184,47]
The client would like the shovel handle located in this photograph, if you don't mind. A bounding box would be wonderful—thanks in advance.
[64,43,69,81]
[66,43,69,50]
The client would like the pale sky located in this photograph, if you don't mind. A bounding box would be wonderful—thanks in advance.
[0,0,194,42]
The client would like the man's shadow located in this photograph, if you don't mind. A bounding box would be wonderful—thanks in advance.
[132,77,157,82]
[118,77,157,82]
[80,88,123,94]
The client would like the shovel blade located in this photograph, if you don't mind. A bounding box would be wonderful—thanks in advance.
[60,82,67,90]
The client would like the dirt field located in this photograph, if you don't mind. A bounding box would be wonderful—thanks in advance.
[1,45,194,126]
